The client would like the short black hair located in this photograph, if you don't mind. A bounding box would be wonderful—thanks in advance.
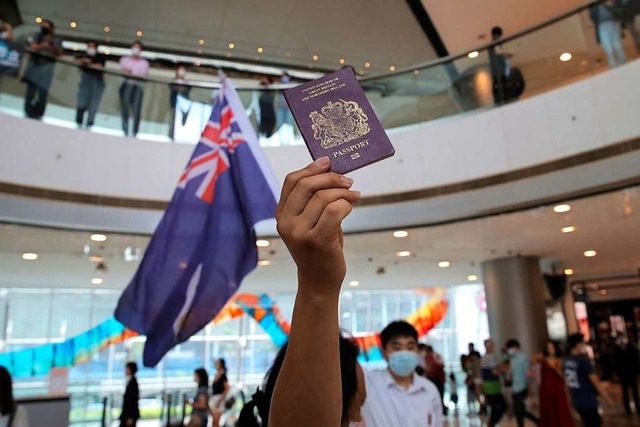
[87,40,99,47]
[132,40,144,49]
[491,26,503,38]
[126,361,138,375]
[567,333,585,350]
[506,339,520,349]
[0,366,14,416]
[380,320,418,349]
[43,19,55,29]
[194,367,209,387]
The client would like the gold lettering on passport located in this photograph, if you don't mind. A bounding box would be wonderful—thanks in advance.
[332,140,370,158]
[309,99,371,149]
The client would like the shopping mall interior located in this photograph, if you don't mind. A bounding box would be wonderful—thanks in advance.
[1,0,640,426]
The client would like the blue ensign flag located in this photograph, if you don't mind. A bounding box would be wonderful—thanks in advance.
[115,78,278,366]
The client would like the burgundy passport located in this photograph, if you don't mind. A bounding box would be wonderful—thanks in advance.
[283,67,395,174]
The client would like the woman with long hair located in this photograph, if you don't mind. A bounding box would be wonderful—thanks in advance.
[187,368,211,427]
[210,358,229,426]
[0,366,29,427]
[537,340,574,427]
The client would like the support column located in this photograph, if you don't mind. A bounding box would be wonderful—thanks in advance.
[481,256,548,355]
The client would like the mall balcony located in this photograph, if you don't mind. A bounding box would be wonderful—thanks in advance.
[1,0,640,426]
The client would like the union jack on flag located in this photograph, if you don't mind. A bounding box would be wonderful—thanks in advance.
[115,78,279,366]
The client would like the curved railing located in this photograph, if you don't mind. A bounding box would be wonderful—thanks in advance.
[0,0,638,147]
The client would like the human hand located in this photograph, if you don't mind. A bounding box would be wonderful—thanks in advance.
[126,418,134,427]
[276,157,361,299]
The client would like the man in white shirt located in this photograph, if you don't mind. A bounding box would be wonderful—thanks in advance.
[361,321,444,427]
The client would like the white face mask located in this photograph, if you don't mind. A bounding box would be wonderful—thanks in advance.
[131,46,141,56]
[86,47,97,56]
[0,31,7,41]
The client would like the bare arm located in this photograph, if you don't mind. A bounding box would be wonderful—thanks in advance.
[269,157,361,427]
[588,373,614,406]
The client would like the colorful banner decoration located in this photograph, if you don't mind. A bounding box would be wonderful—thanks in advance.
[0,291,444,377]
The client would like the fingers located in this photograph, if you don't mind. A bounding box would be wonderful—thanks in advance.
[283,173,354,216]
[313,199,354,237]
[278,157,331,212]
[299,188,361,228]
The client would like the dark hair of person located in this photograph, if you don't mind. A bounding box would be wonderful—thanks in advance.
[132,40,144,50]
[380,320,418,349]
[567,333,585,351]
[0,366,14,416]
[87,40,99,48]
[195,368,209,387]
[543,340,563,358]
[418,343,428,351]
[126,361,138,376]
[261,335,360,425]
[506,339,520,349]
[218,358,227,371]
[491,26,503,38]
[43,19,55,29]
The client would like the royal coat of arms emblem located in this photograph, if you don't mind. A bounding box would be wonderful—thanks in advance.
[309,99,371,149]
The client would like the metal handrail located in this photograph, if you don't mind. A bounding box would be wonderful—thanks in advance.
[17,0,605,91]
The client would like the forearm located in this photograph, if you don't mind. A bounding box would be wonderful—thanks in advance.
[269,286,342,427]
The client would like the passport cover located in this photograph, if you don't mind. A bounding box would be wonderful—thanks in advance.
[283,67,395,174]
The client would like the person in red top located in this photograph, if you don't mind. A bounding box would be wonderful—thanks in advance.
[536,341,574,427]
[425,345,447,414]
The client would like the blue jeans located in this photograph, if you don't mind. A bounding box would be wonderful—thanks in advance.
[598,20,627,67]
[77,75,105,127]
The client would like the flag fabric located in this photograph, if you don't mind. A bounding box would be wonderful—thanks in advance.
[115,77,278,366]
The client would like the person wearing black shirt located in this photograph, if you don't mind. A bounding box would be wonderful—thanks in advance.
[613,337,640,415]
[75,40,106,128]
[211,358,230,426]
[120,362,140,427]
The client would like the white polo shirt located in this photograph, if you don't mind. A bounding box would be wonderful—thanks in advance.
[361,369,444,427]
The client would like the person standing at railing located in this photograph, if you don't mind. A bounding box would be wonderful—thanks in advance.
[120,362,140,427]
[0,20,13,41]
[75,40,106,129]
[621,0,640,51]
[590,0,628,67]
[119,41,150,137]
[169,64,191,140]
[21,19,62,120]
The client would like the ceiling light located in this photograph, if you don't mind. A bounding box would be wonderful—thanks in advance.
[365,62,371,68]
[195,60,202,66]
[562,226,576,233]
[228,43,235,49]
[256,240,270,248]
[467,275,478,281]
[22,253,38,261]
[89,256,104,263]
[226,53,232,58]
[312,54,319,61]
[389,66,396,71]
[393,230,409,238]
[564,268,574,276]
[286,51,292,57]
[553,204,571,213]
[257,47,264,53]
[358,70,365,76]
[35,17,43,23]
[349,281,360,287]
[600,289,607,296]
[90,234,107,242]
[396,251,412,257]
[197,49,203,55]
[258,260,271,266]
[72,45,78,51]
[339,58,345,64]
[136,30,143,37]
[198,39,205,45]
[70,21,77,28]
[91,278,104,285]
[413,69,419,75]
[468,51,479,59]
[104,26,110,32]
[438,261,451,268]
[104,49,111,55]
[560,52,572,62]
[583,250,597,257]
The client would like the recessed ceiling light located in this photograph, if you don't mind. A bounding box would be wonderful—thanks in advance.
[339,58,345,64]
[396,251,412,257]
[257,47,264,53]
[564,268,574,276]
[349,280,359,287]
[22,253,38,261]
[88,256,104,263]
[312,54,319,61]
[365,62,371,68]
[198,39,205,45]
[91,278,104,285]
[104,49,111,55]
[583,250,597,257]
[228,43,235,49]
[393,230,409,238]
[413,69,419,75]
[256,240,270,248]
[286,51,292,57]
[90,234,107,242]
[195,60,202,66]
[35,17,43,23]
[258,260,271,266]
[468,51,479,59]
[560,52,572,62]
[553,204,571,213]
[136,30,143,37]
[197,49,203,55]
[358,70,365,76]
[562,226,576,233]
[226,53,232,58]
[438,261,451,268]
[70,21,77,28]
[467,275,478,281]
[72,45,78,51]
[389,66,396,71]
[600,289,607,296]
[104,26,110,32]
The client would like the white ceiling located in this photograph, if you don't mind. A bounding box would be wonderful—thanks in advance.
[15,0,438,75]
[1,185,639,293]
